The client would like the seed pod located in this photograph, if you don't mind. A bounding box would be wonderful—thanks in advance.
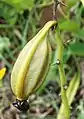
[11,21,56,100]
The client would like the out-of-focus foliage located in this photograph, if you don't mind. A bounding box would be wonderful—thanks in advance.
[69,42,84,56]
[1,0,34,11]
[59,20,80,32]
[0,36,10,53]
[0,2,17,25]
[77,101,84,119]
[0,0,84,118]
[65,0,78,10]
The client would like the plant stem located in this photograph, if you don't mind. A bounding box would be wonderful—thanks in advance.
[57,56,80,119]
[55,28,70,119]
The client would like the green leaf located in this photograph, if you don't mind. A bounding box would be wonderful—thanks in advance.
[75,29,84,38]
[69,42,84,56]
[0,2,17,24]
[1,0,34,11]
[59,20,80,32]
[66,0,78,10]
[78,113,84,119]
[0,36,10,52]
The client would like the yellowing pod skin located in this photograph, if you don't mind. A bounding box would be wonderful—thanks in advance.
[11,21,56,100]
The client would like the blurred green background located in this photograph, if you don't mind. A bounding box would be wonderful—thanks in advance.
[0,0,84,119]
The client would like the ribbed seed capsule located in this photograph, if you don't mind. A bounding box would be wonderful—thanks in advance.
[11,21,56,100]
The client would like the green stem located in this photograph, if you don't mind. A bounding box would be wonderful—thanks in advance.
[55,28,70,119]
[57,56,80,119]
